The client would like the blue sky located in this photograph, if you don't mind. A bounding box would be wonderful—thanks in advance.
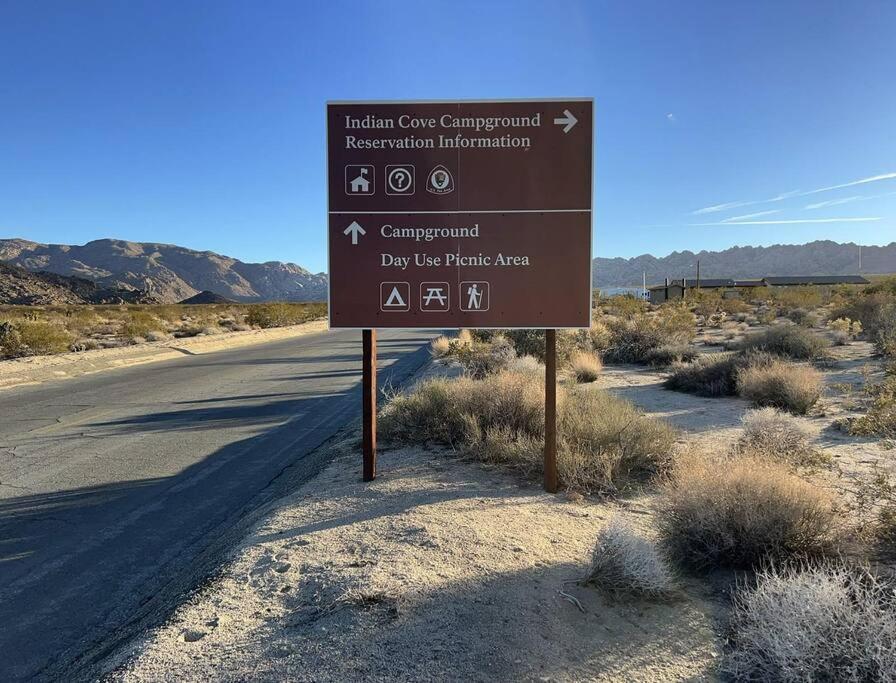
[1,1,894,273]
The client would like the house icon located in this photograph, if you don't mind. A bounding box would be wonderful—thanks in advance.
[345,165,374,195]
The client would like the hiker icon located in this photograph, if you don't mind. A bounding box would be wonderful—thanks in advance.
[459,281,489,312]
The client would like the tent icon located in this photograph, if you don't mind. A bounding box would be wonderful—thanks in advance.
[380,282,410,312]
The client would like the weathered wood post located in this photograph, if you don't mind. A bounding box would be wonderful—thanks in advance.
[362,329,377,481]
[544,329,558,493]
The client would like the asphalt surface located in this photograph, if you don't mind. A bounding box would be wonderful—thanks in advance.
[0,328,437,681]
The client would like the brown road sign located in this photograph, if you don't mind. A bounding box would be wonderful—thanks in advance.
[328,99,593,329]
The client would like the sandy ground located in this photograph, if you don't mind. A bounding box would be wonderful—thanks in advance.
[104,328,893,682]
[107,441,722,683]
[0,318,328,390]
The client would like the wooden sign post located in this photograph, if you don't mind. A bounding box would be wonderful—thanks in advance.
[544,329,558,492]
[362,329,377,481]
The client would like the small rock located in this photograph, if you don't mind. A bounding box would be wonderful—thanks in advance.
[183,629,207,643]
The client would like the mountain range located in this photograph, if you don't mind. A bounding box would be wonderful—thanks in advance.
[0,239,328,303]
[1,237,893,305]
[593,240,896,287]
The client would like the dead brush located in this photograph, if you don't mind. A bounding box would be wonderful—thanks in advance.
[657,454,843,570]
[586,516,676,598]
[736,407,828,467]
[723,563,896,682]
[736,359,823,415]
[568,350,602,382]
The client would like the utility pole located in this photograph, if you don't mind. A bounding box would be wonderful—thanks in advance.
[858,245,862,273]
[696,260,701,290]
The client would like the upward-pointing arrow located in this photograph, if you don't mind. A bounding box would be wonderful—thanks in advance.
[553,109,578,134]
[343,221,366,245]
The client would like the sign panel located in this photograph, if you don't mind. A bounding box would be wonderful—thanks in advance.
[327,98,593,328]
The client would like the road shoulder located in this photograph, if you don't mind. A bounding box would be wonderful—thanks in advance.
[0,319,328,390]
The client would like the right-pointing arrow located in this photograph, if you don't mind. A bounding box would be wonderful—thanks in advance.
[343,221,366,245]
[553,109,578,134]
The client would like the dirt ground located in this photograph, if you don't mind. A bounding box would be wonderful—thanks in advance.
[107,442,722,683]
[106,328,894,682]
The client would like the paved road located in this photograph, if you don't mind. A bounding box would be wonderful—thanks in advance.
[0,328,436,681]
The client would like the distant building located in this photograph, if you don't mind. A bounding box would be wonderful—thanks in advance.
[646,275,869,305]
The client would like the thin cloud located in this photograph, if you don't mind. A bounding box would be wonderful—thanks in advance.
[801,172,896,196]
[721,210,780,222]
[805,196,863,210]
[692,200,755,215]
[666,113,676,123]
[692,172,896,215]
[694,217,882,226]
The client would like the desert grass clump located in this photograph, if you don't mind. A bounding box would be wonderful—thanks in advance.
[605,307,695,364]
[847,374,896,439]
[738,324,830,360]
[665,350,774,397]
[723,563,896,682]
[559,387,677,492]
[737,407,826,467]
[380,371,676,492]
[736,359,823,414]
[586,516,676,598]
[658,455,841,570]
[643,344,698,367]
[122,311,163,340]
[430,335,451,358]
[12,320,74,356]
[569,350,602,382]
[450,335,516,379]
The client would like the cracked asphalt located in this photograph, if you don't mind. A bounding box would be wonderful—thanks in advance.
[0,328,436,681]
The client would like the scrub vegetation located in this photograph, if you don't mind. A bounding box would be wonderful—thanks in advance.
[0,302,326,359]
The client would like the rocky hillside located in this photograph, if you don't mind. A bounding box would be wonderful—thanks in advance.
[0,239,328,303]
[594,240,896,287]
[0,261,160,305]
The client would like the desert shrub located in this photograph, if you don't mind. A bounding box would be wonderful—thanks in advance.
[451,335,516,379]
[737,324,830,360]
[787,307,820,327]
[579,318,612,355]
[775,286,824,310]
[737,407,826,466]
[665,350,775,397]
[723,563,896,682]
[847,375,896,438]
[737,360,823,414]
[602,294,648,319]
[830,329,850,346]
[503,328,581,364]
[430,335,451,358]
[569,350,602,382]
[833,292,896,356]
[122,311,162,339]
[0,321,26,358]
[643,344,698,367]
[756,308,777,325]
[12,320,74,356]
[586,516,675,598]
[559,387,677,492]
[605,307,694,364]
[245,302,322,328]
[827,317,862,338]
[381,371,675,492]
[658,455,842,570]
[720,297,752,315]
